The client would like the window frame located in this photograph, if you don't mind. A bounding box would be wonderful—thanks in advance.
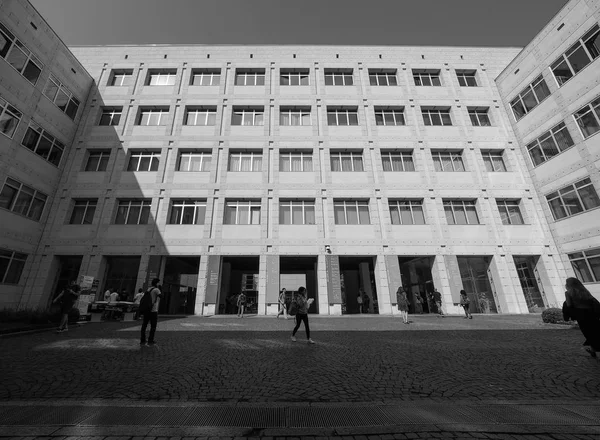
[573,96,600,140]
[42,75,80,120]
[389,199,426,225]
[546,177,600,221]
[0,247,28,285]
[413,70,442,86]
[228,151,263,172]
[137,107,170,126]
[69,199,98,225]
[526,122,575,167]
[368,70,398,86]
[381,151,415,172]
[168,199,206,225]
[108,69,133,87]
[374,107,405,126]
[21,121,65,167]
[84,150,111,172]
[99,107,123,126]
[177,150,212,172]
[333,200,371,225]
[184,107,217,126]
[279,150,313,172]
[327,107,359,126]
[330,151,364,172]
[550,24,600,87]
[496,199,524,225]
[468,107,492,126]
[224,200,262,225]
[280,70,310,86]
[126,150,161,172]
[234,70,266,86]
[0,22,43,85]
[231,107,264,126]
[279,200,316,225]
[324,70,354,86]
[481,150,507,172]
[0,177,48,222]
[432,150,465,172]
[114,199,152,225]
[443,200,480,225]
[147,70,177,86]
[0,96,22,139]
[279,107,311,126]
[568,248,600,284]
[421,108,453,126]
[456,70,478,87]
[190,68,221,86]
[509,75,551,121]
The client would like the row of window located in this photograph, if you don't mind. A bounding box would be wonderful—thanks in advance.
[98,105,493,128]
[85,149,509,174]
[526,95,600,167]
[109,67,481,88]
[0,21,80,121]
[65,197,527,227]
[510,23,599,122]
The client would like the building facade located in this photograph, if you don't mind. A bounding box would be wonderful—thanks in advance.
[2,0,598,315]
[496,0,600,299]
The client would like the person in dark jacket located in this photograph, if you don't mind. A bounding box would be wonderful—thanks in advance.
[53,281,81,333]
[291,286,314,343]
[562,277,600,358]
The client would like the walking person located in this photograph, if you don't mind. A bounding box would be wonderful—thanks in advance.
[433,289,444,317]
[396,286,410,324]
[362,291,370,313]
[562,277,600,358]
[237,292,246,318]
[140,278,162,346]
[357,291,363,314]
[460,290,473,319]
[291,286,315,343]
[53,280,81,333]
[414,293,423,314]
[277,288,288,319]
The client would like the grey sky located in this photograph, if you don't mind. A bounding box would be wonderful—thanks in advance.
[30,0,568,47]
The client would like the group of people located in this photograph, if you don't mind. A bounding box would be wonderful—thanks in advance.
[356,288,371,314]
[395,287,446,324]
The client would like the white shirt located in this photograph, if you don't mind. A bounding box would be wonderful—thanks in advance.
[133,292,144,304]
[109,292,120,304]
[150,287,161,312]
[104,290,111,301]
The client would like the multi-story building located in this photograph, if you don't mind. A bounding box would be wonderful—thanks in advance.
[496,0,600,299]
[1,0,597,315]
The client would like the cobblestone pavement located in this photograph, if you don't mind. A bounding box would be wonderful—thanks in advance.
[1,315,599,439]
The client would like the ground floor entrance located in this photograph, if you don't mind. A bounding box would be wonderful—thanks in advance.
[217,256,260,315]
[457,256,498,314]
[339,257,378,314]
[398,256,435,314]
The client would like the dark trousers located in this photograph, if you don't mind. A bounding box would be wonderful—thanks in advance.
[292,313,310,339]
[140,312,158,343]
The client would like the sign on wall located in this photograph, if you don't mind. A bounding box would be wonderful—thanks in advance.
[325,254,342,303]
[204,255,221,304]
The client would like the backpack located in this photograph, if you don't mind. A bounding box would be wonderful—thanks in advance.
[288,298,298,316]
[138,288,155,314]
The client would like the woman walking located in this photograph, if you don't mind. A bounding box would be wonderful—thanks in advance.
[562,277,600,358]
[460,290,473,319]
[237,292,246,318]
[291,286,315,343]
[277,288,288,319]
[53,280,81,332]
[396,286,410,324]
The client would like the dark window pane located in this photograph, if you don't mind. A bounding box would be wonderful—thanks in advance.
[6,46,26,72]
[22,61,41,84]
[532,79,550,102]
[55,89,69,111]
[584,29,600,58]
[0,184,17,210]
[4,258,25,284]
[65,99,79,120]
[566,44,591,73]
[578,185,600,210]
[551,58,573,85]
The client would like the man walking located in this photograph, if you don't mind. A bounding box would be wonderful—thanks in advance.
[432,289,444,317]
[140,278,162,346]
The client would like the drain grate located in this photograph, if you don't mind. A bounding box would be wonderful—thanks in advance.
[185,407,283,428]
[287,407,391,428]
[23,406,98,426]
[0,406,47,425]
[382,404,491,425]
[153,406,195,426]
[79,406,162,426]
[470,405,594,425]
[556,406,600,424]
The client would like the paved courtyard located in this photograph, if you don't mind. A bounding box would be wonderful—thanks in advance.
[0,314,599,439]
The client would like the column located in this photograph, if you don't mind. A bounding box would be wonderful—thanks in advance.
[264,254,279,315]
[324,254,342,315]
[317,254,329,315]
[384,255,402,316]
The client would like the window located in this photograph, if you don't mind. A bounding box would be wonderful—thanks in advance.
[526,122,574,166]
[456,70,478,87]
[468,107,491,126]
[147,69,177,86]
[279,200,316,225]
[231,107,264,126]
[85,150,110,172]
[481,150,507,172]
[333,200,370,225]
[368,70,398,86]
[432,151,465,172]
[330,151,364,172]
[324,69,353,86]
[510,75,551,121]
[389,200,425,225]
[21,122,65,166]
[375,107,405,126]
[569,248,600,283]
[443,200,480,225]
[229,151,262,172]
[115,199,151,225]
[546,177,600,220]
[190,68,220,86]
[99,107,122,126]
[280,69,309,86]
[0,96,22,138]
[327,107,359,126]
[550,24,600,86]
[127,151,160,171]
[0,248,27,284]
[235,69,265,86]
[413,69,441,86]
[422,108,452,126]
[169,199,206,225]
[573,96,600,139]
[69,199,97,225]
[108,69,133,86]
[0,177,47,221]
[43,75,80,120]
[224,200,261,225]
[0,22,43,85]
[497,200,524,225]
[137,107,169,126]
[279,107,310,126]
[177,150,212,172]
[279,151,313,172]
[184,107,216,126]
[381,151,415,172]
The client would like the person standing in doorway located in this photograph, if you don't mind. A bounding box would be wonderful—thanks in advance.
[133,288,144,320]
[362,290,370,313]
[414,293,424,314]
[562,277,600,358]
[140,278,162,346]
[460,290,473,319]
[396,286,410,324]
[277,288,288,319]
[237,292,247,318]
[433,289,444,318]
[357,291,363,314]
[291,286,315,343]
[53,280,81,333]
[104,287,112,302]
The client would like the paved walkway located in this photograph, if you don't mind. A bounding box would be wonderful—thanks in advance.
[0,315,598,439]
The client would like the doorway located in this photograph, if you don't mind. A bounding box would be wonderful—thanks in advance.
[457,256,497,313]
[162,257,199,315]
[514,256,546,312]
[218,256,260,315]
[398,256,435,314]
[103,256,141,301]
[280,256,318,314]
[50,256,83,305]
[339,256,378,314]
